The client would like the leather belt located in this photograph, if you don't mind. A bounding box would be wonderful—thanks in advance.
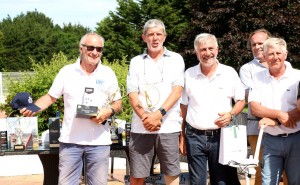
[187,123,220,136]
[275,130,300,137]
[247,118,260,121]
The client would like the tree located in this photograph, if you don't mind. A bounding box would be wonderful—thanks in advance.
[0,31,4,62]
[96,0,189,62]
[0,10,90,71]
[139,0,189,51]
[179,0,300,70]
[96,0,143,62]
[0,11,55,71]
[56,24,92,60]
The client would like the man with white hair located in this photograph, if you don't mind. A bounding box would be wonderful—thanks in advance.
[249,37,300,184]
[180,33,245,185]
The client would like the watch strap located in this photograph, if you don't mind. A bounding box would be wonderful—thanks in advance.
[229,111,235,121]
[159,108,166,116]
[110,108,115,117]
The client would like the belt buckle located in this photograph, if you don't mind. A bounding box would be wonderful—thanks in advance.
[281,133,289,137]
[205,130,213,136]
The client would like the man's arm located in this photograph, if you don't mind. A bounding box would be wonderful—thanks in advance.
[128,91,160,131]
[21,94,57,116]
[128,92,146,119]
[93,99,122,125]
[215,99,246,127]
[143,85,183,132]
[147,85,183,122]
[160,85,183,112]
[239,64,252,102]
[250,101,298,128]
[179,103,187,156]
[250,101,281,119]
[287,108,300,128]
[111,99,122,114]
[232,99,246,116]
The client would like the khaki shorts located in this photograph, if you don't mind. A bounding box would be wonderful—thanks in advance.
[129,132,181,178]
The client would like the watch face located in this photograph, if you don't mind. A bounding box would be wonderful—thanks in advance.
[159,108,166,116]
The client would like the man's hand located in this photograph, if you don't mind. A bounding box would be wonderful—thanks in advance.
[179,131,186,156]
[142,111,162,132]
[90,108,112,125]
[278,111,297,128]
[20,108,37,117]
[214,112,232,127]
[259,117,278,128]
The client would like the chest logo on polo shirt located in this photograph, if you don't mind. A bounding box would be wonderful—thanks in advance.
[96,79,104,85]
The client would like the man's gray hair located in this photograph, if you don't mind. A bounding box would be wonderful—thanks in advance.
[194,33,218,51]
[143,19,166,35]
[79,32,105,47]
[263,38,287,55]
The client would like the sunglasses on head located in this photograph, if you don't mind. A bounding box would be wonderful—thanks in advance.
[81,44,103,52]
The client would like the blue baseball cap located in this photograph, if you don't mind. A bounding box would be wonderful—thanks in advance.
[10,92,41,112]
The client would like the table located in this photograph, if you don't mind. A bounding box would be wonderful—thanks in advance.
[0,144,129,185]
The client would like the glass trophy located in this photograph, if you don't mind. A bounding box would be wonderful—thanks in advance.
[32,128,39,150]
[109,118,119,144]
[103,85,122,144]
[122,130,126,146]
[6,116,35,150]
[14,127,25,150]
[143,84,160,113]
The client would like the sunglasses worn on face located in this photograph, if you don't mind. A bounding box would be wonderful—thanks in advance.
[81,44,103,52]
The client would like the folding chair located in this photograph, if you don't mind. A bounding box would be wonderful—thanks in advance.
[228,126,264,185]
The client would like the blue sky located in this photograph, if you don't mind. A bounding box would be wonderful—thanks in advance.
[0,0,119,30]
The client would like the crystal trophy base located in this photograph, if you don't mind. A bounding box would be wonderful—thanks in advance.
[111,130,120,144]
[10,133,32,150]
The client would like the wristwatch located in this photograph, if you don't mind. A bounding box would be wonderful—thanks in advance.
[275,119,281,125]
[110,108,115,117]
[159,108,166,116]
[229,112,235,121]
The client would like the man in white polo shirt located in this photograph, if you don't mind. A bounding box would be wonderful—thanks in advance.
[239,29,273,185]
[127,19,184,185]
[249,37,300,185]
[180,33,245,185]
[20,32,122,185]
